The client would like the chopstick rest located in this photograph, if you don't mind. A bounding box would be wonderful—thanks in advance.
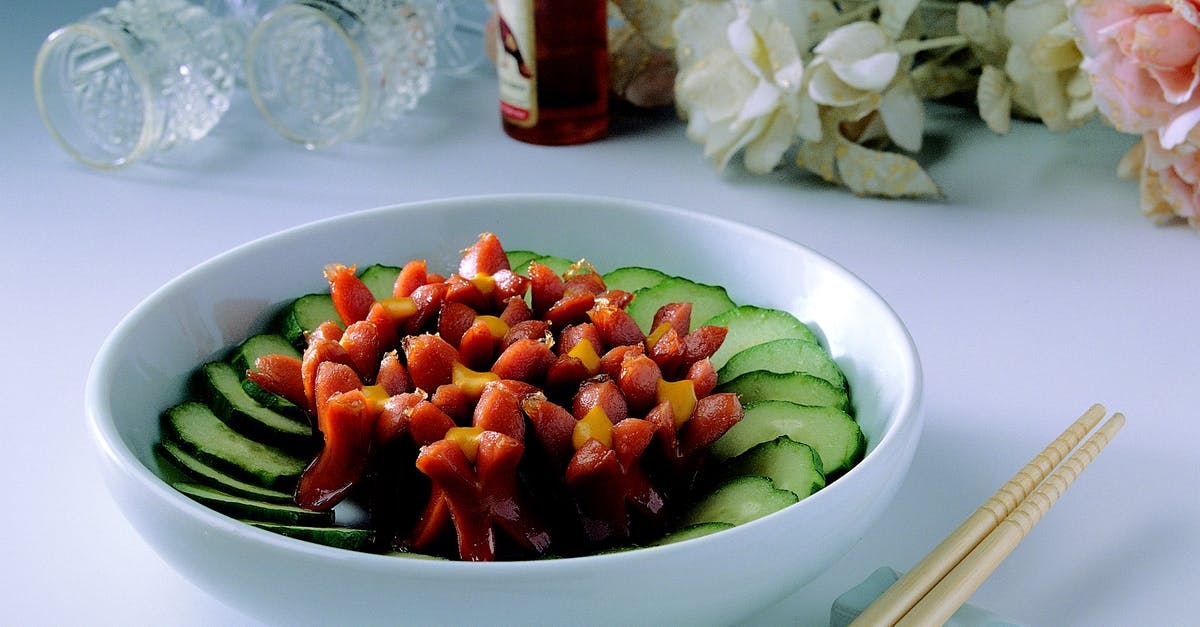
[850,404,1123,626]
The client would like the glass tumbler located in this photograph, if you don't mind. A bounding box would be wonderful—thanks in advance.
[246,0,439,148]
[33,0,243,168]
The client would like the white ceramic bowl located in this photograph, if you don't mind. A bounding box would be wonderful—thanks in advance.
[86,194,922,625]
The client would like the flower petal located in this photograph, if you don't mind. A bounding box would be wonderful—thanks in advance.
[673,2,739,67]
[836,138,941,197]
[978,65,1014,134]
[739,80,783,122]
[879,0,922,39]
[879,78,924,151]
[1160,104,1200,148]
[743,111,796,174]
[814,22,888,60]
[835,51,901,92]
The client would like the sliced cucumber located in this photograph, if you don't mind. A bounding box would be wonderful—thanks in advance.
[704,305,819,370]
[717,370,850,412]
[626,276,737,333]
[162,402,308,491]
[532,254,576,277]
[229,333,305,419]
[157,440,294,504]
[649,522,734,546]
[173,482,332,526]
[279,293,342,349]
[683,476,797,527]
[506,250,542,275]
[199,361,313,448]
[601,266,668,294]
[230,333,302,373]
[249,522,375,551]
[358,263,402,301]
[710,401,865,476]
[725,437,825,500]
[717,338,845,389]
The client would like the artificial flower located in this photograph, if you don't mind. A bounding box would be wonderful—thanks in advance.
[808,22,901,109]
[1002,0,1093,131]
[1119,132,1200,226]
[1070,0,1200,149]
[672,1,820,173]
[610,8,679,108]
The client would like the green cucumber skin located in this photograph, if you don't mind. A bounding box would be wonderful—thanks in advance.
[649,522,735,546]
[162,402,307,492]
[724,436,826,500]
[710,401,865,476]
[229,333,301,374]
[199,361,313,449]
[157,440,294,504]
[704,305,820,370]
[717,338,846,389]
[505,250,542,275]
[173,482,331,526]
[601,266,669,294]
[626,276,737,334]
[716,369,850,413]
[683,476,798,527]
[531,255,576,277]
[279,293,342,349]
[230,334,306,419]
[250,522,376,551]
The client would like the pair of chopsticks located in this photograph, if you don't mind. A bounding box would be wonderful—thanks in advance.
[851,403,1124,626]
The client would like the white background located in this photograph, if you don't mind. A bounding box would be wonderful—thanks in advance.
[3,2,1197,624]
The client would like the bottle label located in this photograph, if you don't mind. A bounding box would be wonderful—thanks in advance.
[496,0,537,127]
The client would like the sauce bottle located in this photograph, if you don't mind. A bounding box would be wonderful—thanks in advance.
[495,0,608,145]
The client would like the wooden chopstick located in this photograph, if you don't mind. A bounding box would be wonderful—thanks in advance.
[896,411,1124,625]
[850,404,1116,626]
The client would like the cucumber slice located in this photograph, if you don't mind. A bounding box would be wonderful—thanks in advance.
[704,305,819,370]
[683,476,798,527]
[279,293,342,349]
[717,338,846,388]
[230,333,306,419]
[601,266,668,294]
[199,361,313,448]
[229,333,302,373]
[724,436,825,500]
[357,263,402,300]
[649,522,734,546]
[626,276,737,333]
[710,400,865,476]
[173,482,332,526]
[157,440,294,504]
[532,254,576,277]
[162,402,308,491]
[249,522,375,551]
[506,250,542,275]
[716,370,850,412]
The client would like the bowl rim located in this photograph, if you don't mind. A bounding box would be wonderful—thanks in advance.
[84,192,923,573]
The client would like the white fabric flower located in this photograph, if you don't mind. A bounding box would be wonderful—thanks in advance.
[808,22,900,107]
[807,21,923,152]
[1001,0,1094,131]
[673,1,821,173]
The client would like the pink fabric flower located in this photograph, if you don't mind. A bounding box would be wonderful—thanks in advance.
[1071,0,1200,148]
[1121,132,1200,225]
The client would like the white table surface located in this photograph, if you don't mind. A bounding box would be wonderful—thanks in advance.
[4,2,1198,625]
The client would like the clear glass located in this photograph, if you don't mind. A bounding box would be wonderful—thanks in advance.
[246,0,439,148]
[33,0,243,169]
[431,0,488,78]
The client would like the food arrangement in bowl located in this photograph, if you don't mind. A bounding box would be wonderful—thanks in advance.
[86,195,921,624]
[156,230,865,561]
